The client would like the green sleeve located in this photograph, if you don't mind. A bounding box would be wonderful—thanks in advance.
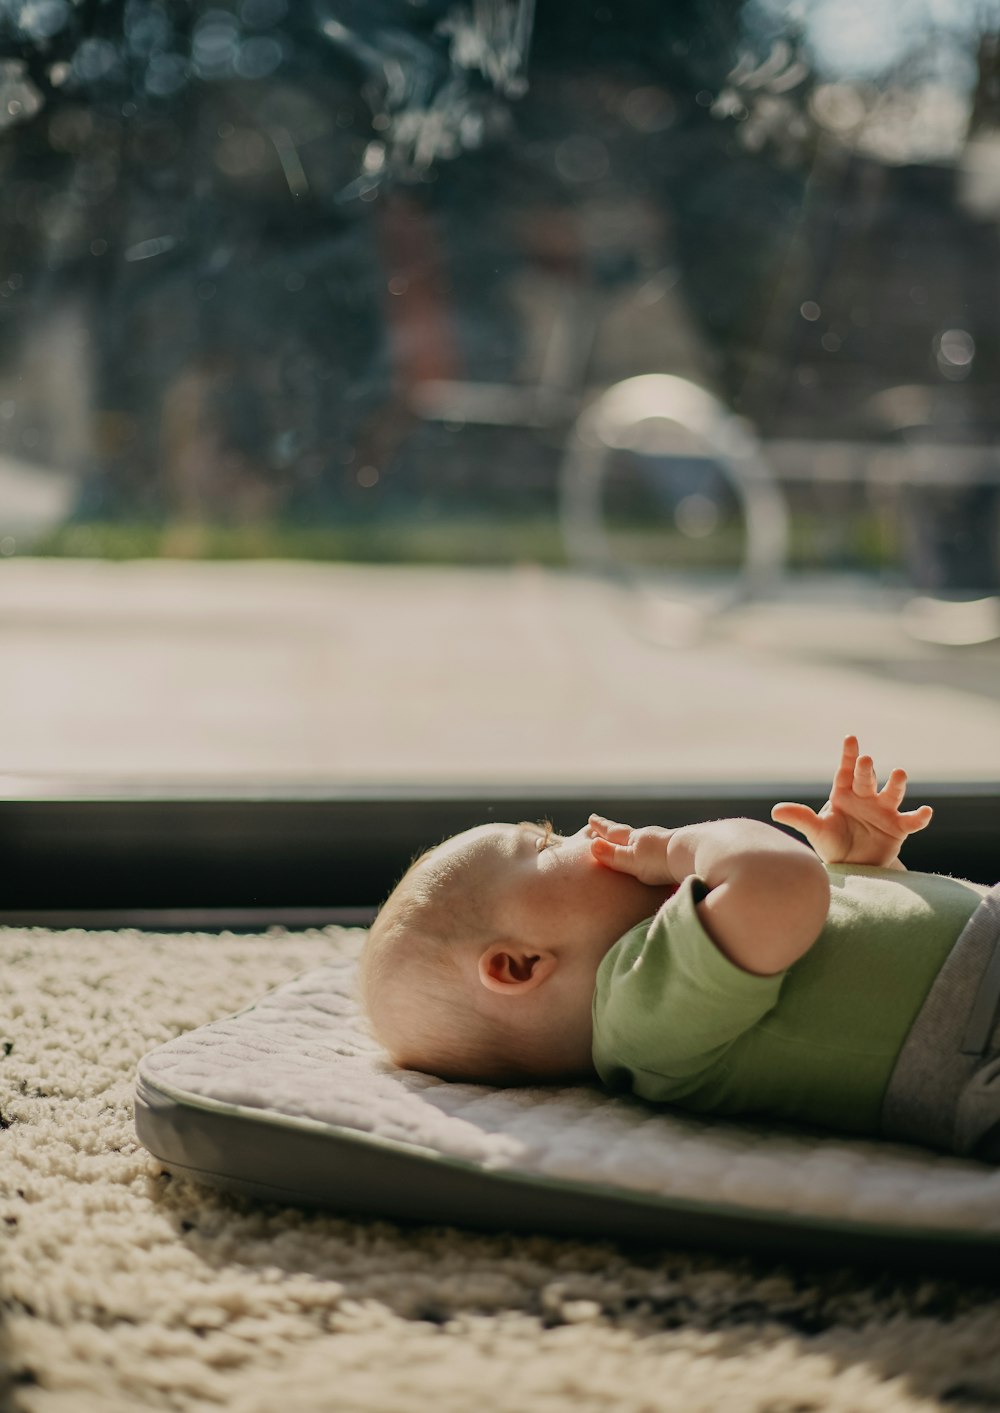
[591,875,786,1102]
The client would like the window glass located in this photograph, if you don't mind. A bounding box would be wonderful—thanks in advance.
[2,0,1000,786]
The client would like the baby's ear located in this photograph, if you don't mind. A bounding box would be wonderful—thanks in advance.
[478,943,556,994]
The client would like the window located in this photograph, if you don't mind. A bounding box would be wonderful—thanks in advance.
[2,1,999,844]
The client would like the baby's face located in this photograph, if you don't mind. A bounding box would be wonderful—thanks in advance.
[443,820,667,969]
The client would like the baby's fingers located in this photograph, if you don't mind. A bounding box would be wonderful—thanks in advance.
[899,803,934,834]
[832,735,860,793]
[771,802,821,837]
[588,813,633,845]
[878,767,909,808]
[589,835,637,874]
[853,754,878,796]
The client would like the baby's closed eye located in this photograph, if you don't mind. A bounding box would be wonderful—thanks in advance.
[519,819,556,852]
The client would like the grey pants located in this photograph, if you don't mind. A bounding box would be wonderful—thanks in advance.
[881,883,1000,1161]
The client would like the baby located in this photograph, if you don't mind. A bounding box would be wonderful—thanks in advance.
[360,737,1000,1161]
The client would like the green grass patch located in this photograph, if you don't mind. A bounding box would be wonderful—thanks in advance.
[31,517,572,566]
[29,509,904,573]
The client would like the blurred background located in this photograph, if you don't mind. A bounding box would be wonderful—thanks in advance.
[3,0,1000,788]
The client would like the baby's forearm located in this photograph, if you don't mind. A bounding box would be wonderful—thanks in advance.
[666,818,805,882]
[665,818,830,975]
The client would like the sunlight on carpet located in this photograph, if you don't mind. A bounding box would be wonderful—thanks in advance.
[2,927,999,1413]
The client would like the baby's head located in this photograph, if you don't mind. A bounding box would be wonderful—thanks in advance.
[359,819,668,1084]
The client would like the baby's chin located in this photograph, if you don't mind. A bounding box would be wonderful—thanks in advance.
[583,874,675,953]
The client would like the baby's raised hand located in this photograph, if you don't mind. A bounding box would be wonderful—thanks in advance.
[588,814,676,884]
[771,735,932,869]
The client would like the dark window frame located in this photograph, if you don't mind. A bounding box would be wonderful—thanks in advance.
[2,781,998,929]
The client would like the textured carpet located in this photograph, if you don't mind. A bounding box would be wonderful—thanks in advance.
[2,926,1000,1413]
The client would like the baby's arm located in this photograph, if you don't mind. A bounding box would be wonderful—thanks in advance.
[589,814,829,976]
[770,735,933,870]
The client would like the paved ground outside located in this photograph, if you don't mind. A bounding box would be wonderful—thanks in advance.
[2,558,1000,792]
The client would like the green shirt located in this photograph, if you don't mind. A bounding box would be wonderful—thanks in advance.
[591,866,989,1135]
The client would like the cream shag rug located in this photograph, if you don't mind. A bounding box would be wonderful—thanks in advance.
[2,926,1000,1413]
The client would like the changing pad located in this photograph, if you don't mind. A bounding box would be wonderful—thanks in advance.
[135,936,1000,1273]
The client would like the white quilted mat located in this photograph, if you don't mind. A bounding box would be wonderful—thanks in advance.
[137,938,1000,1234]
